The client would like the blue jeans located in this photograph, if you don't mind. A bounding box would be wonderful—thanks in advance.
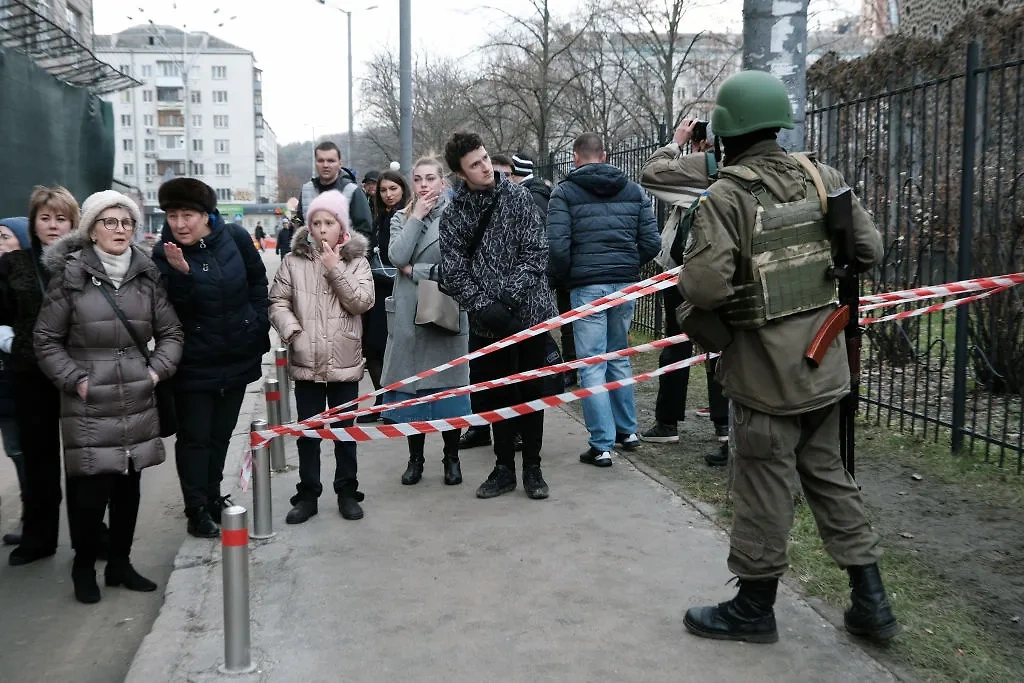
[571,284,638,452]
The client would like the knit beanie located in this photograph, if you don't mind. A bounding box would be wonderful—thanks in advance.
[511,153,535,177]
[0,217,30,248]
[79,190,143,239]
[158,177,217,214]
[306,190,351,235]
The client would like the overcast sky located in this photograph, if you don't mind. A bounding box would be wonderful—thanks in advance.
[93,0,858,144]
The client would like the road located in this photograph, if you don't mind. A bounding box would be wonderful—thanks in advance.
[0,248,281,683]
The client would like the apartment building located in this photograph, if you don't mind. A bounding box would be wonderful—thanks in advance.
[95,25,277,229]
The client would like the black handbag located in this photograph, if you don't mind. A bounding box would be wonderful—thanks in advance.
[93,278,178,438]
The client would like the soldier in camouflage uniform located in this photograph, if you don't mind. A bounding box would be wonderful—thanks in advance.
[676,71,900,645]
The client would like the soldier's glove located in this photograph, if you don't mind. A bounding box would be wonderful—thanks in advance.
[476,301,526,337]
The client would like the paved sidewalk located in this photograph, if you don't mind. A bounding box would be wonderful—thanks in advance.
[125,383,897,683]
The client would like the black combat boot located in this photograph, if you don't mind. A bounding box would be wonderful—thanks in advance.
[337,483,365,520]
[845,564,901,643]
[285,494,318,525]
[441,431,462,486]
[683,578,779,644]
[401,456,425,485]
[209,495,234,525]
[72,555,101,604]
[105,558,157,592]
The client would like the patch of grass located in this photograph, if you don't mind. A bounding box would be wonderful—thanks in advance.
[619,350,1023,683]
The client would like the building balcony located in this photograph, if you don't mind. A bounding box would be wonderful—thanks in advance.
[156,148,187,162]
[154,75,184,89]
[156,99,185,110]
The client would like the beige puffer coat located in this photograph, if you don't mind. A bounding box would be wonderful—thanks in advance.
[269,228,374,383]
[34,235,184,477]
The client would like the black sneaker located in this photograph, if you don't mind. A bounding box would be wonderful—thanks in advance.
[459,426,492,449]
[616,433,640,451]
[641,422,679,443]
[522,465,549,499]
[475,465,517,499]
[705,443,728,467]
[580,446,613,468]
[714,423,730,443]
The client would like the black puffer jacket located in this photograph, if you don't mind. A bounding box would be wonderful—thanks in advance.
[546,163,660,290]
[0,236,53,374]
[151,212,270,392]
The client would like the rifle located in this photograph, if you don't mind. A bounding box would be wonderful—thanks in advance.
[804,188,860,478]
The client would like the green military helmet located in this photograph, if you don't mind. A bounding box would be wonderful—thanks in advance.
[711,71,795,138]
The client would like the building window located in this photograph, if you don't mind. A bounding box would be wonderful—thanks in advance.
[213,90,228,104]
[146,190,157,201]
[123,139,133,152]
[158,111,184,127]
[192,139,203,152]
[216,163,230,176]
[145,163,157,176]
[256,175,265,187]
[215,139,230,153]
[119,64,131,76]
[156,61,179,77]
[216,188,232,201]
[213,115,229,129]
[160,135,183,150]
[141,64,153,77]
[143,114,154,127]
[253,92,262,107]
[144,139,155,152]
[190,162,204,176]
[65,6,82,35]
[191,91,201,104]
[191,114,202,128]
[123,163,135,177]
[120,90,132,103]
[142,90,153,102]
[212,65,227,80]
[120,114,131,127]
[156,86,182,103]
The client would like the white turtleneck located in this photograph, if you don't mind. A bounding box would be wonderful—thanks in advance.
[93,245,132,289]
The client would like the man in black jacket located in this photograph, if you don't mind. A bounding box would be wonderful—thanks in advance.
[295,141,373,239]
[440,131,557,501]
[547,133,660,467]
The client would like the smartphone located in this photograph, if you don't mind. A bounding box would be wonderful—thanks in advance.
[692,120,709,143]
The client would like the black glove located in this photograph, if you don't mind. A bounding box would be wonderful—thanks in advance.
[476,301,526,337]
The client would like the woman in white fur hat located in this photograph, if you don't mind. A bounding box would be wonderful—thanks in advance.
[34,190,184,604]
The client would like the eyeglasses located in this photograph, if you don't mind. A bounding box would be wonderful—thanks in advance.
[95,217,137,231]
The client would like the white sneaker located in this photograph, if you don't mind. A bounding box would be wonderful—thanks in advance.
[616,433,640,452]
[580,447,613,467]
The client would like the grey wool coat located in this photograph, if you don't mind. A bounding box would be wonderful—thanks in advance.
[381,194,470,390]
[34,234,184,477]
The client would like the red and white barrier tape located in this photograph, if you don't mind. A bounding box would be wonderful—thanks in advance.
[857,272,1024,306]
[250,351,715,447]
[860,285,1009,326]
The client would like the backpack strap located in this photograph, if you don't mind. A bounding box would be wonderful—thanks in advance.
[717,164,774,211]
[704,152,719,180]
[790,152,829,216]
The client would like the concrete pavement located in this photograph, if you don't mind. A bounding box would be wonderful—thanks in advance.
[125,390,898,683]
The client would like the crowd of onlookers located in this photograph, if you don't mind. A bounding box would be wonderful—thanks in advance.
[0,127,722,603]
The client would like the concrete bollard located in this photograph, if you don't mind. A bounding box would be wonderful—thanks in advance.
[264,378,287,472]
[249,419,275,540]
[219,506,256,674]
[273,347,291,424]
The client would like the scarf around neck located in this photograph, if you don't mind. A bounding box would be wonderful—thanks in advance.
[93,244,132,289]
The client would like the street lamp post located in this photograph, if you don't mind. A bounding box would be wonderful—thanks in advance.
[316,2,378,166]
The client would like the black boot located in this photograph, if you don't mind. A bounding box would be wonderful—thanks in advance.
[285,495,318,525]
[459,426,491,449]
[705,443,728,467]
[72,556,101,604]
[337,483,365,520]
[442,431,462,486]
[209,495,234,525]
[476,464,517,499]
[683,578,779,644]
[401,456,425,485]
[186,506,220,538]
[845,564,901,643]
[105,559,157,592]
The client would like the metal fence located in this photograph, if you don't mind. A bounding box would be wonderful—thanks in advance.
[807,41,1023,471]
[537,40,1023,471]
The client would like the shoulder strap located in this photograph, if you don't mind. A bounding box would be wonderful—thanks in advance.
[92,278,151,362]
[704,152,718,180]
[790,152,828,215]
[228,223,255,254]
[466,199,497,258]
[716,164,760,187]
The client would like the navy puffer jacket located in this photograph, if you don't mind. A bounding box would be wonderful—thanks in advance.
[546,163,660,290]
[151,212,270,392]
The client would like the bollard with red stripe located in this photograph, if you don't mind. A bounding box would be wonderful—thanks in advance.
[264,378,287,472]
[250,419,275,540]
[219,505,255,674]
[273,347,292,423]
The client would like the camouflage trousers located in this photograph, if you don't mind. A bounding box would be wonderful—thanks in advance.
[727,401,881,579]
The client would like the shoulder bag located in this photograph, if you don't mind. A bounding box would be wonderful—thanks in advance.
[93,278,178,437]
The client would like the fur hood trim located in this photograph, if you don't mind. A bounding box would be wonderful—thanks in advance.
[290,226,369,261]
[41,232,156,279]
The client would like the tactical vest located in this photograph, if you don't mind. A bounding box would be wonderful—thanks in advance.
[717,154,837,329]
